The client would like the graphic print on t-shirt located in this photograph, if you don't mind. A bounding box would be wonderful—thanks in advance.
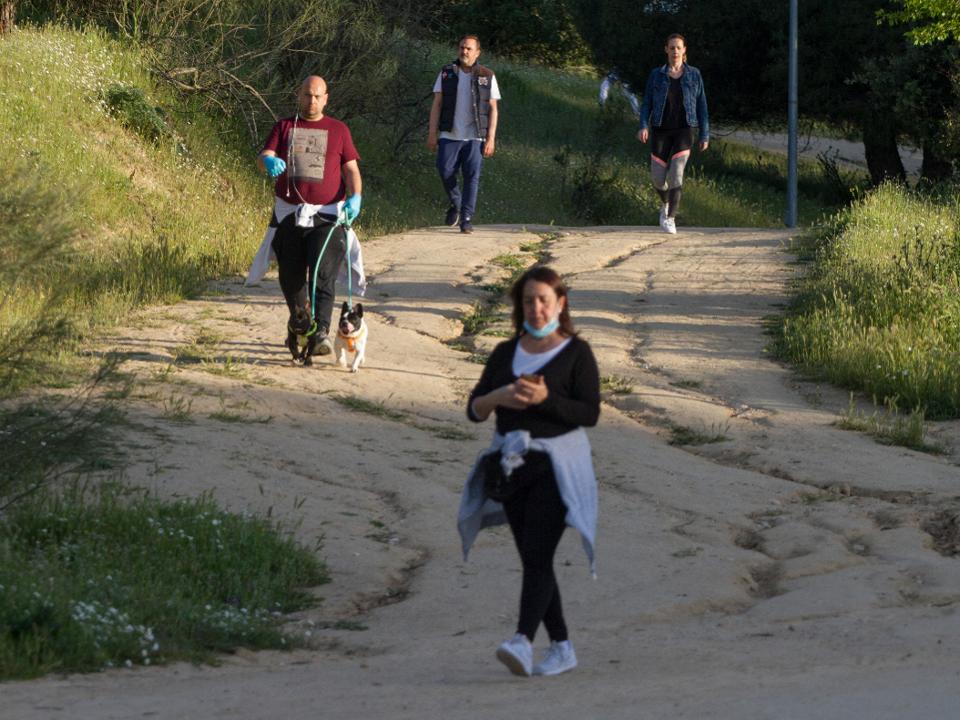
[289,127,328,181]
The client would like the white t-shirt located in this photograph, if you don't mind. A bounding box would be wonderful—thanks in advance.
[512,338,571,377]
[432,68,501,141]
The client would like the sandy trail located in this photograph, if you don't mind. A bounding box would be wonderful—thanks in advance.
[5,224,960,719]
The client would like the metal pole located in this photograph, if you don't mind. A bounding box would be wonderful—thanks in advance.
[786,0,798,227]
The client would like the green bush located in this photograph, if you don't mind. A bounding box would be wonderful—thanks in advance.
[103,84,170,142]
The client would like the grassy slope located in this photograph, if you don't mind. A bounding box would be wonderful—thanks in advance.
[777,184,960,418]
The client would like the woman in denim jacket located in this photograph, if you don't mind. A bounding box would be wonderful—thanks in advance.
[637,34,709,234]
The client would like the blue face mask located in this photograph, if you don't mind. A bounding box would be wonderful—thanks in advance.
[523,315,560,339]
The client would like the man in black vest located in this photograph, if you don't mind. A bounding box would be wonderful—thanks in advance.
[426,35,501,234]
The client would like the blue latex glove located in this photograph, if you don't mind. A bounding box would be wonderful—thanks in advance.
[344,194,362,224]
[262,155,286,178]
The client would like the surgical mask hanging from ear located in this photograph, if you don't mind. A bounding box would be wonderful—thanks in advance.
[523,314,560,339]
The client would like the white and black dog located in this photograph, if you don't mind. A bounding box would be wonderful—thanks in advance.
[334,301,367,373]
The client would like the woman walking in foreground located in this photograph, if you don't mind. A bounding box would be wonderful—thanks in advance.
[637,33,710,234]
[458,265,600,677]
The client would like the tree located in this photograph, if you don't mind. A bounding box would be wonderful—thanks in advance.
[1,2,15,33]
[881,0,960,45]
[881,0,960,181]
[441,0,590,66]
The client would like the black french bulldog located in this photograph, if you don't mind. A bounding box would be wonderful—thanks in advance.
[285,301,319,366]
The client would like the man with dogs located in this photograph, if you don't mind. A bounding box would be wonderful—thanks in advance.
[257,75,362,364]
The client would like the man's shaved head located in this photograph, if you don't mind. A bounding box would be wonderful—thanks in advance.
[298,75,328,120]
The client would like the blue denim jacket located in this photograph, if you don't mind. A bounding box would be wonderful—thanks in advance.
[639,63,709,142]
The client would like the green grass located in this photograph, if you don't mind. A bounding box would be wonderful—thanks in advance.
[160,394,194,423]
[668,422,729,446]
[331,394,408,422]
[600,375,634,395]
[461,299,508,336]
[332,394,474,441]
[835,394,943,454]
[775,184,960,419]
[0,485,326,679]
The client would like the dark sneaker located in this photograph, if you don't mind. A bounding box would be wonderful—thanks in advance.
[460,220,474,234]
[444,206,460,227]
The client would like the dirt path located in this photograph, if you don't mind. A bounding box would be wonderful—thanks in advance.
[5,224,960,719]
[716,126,923,178]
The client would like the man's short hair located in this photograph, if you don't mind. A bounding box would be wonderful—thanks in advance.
[460,34,481,50]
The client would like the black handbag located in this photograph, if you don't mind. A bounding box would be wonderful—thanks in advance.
[481,451,517,502]
[481,450,550,502]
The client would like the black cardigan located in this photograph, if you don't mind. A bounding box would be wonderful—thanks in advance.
[467,335,600,438]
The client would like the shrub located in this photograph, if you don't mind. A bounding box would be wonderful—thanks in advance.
[103,84,170,142]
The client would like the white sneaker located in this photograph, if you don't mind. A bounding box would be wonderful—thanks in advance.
[658,203,668,227]
[496,633,533,676]
[533,640,578,676]
[662,216,677,234]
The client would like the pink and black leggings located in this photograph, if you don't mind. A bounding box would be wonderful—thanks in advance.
[650,127,694,218]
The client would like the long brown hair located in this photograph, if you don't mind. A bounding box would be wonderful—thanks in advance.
[510,265,577,338]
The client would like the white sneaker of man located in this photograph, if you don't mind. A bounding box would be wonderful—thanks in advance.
[658,203,668,227]
[662,216,677,234]
[496,633,533,676]
[532,640,578,676]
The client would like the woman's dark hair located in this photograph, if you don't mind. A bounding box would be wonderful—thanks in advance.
[510,265,577,337]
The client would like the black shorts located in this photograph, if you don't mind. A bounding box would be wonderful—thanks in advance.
[651,127,694,164]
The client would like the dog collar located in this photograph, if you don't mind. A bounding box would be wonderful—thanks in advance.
[338,331,357,352]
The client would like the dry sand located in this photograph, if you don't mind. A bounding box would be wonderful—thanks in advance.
[4,224,960,719]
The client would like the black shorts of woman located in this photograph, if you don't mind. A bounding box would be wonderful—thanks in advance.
[637,33,710,234]
[458,265,600,678]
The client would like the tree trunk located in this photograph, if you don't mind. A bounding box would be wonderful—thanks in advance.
[921,137,954,184]
[862,116,906,186]
[0,2,14,34]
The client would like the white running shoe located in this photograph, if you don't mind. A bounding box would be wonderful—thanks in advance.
[663,216,677,234]
[496,633,533,676]
[659,203,668,227]
[533,640,578,676]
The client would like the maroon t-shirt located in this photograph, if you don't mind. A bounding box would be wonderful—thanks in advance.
[262,115,360,206]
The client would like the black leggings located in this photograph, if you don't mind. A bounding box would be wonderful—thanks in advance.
[501,452,569,643]
[271,212,346,334]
